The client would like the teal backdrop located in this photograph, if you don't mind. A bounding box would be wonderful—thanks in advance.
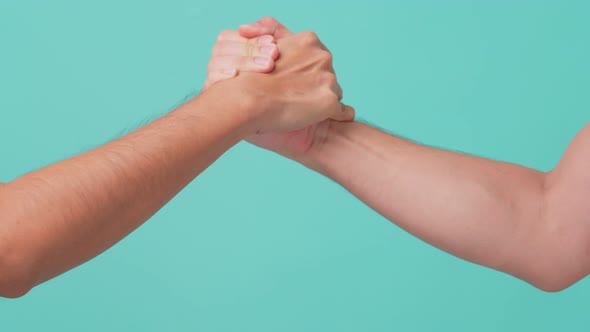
[1,1,589,331]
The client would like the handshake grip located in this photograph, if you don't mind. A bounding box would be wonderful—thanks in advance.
[237,31,355,134]
[204,17,355,136]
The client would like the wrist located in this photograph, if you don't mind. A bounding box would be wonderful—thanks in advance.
[296,120,356,174]
[196,77,265,139]
[220,74,274,135]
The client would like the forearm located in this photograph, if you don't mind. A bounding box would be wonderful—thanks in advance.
[300,121,581,290]
[0,82,253,296]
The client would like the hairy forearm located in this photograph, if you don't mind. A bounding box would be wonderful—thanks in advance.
[0,83,252,297]
[301,121,590,291]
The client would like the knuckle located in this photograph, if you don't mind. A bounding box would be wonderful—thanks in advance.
[216,30,233,42]
[327,74,337,87]
[319,49,333,63]
[300,31,319,44]
[260,16,278,25]
[320,72,336,86]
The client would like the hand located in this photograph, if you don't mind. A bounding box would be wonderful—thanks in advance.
[203,30,279,91]
[205,17,354,159]
[243,31,354,131]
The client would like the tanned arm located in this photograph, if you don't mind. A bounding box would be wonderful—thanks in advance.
[0,29,353,298]
[0,85,251,298]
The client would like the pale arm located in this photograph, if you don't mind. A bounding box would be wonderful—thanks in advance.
[0,83,253,298]
[229,16,590,291]
[300,121,590,291]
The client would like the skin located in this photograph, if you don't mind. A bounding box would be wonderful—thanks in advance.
[208,17,590,292]
[0,28,354,298]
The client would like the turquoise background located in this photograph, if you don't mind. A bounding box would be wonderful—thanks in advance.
[1,0,589,331]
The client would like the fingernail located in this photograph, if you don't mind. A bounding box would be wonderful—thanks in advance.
[254,57,271,66]
[258,35,274,44]
[260,45,276,55]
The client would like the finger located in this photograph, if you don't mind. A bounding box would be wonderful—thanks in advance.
[213,40,279,60]
[330,102,356,122]
[216,30,248,42]
[257,43,280,60]
[208,55,275,74]
[239,16,292,39]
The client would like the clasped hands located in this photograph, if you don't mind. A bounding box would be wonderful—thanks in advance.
[202,16,355,160]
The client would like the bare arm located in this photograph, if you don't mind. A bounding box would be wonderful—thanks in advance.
[223,17,590,292]
[226,17,590,292]
[298,121,590,292]
[0,84,250,298]
[0,30,353,298]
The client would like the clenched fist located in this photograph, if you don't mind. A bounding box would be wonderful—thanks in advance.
[204,17,355,158]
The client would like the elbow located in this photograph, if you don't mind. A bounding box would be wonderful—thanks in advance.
[528,270,587,293]
[0,282,33,299]
[521,230,590,293]
[0,246,37,298]
[0,278,34,299]
[521,180,590,292]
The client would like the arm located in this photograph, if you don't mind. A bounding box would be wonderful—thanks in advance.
[0,84,251,298]
[298,121,590,292]
[0,29,353,298]
[233,16,589,292]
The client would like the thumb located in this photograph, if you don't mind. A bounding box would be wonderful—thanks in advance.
[239,16,292,39]
[330,103,356,122]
